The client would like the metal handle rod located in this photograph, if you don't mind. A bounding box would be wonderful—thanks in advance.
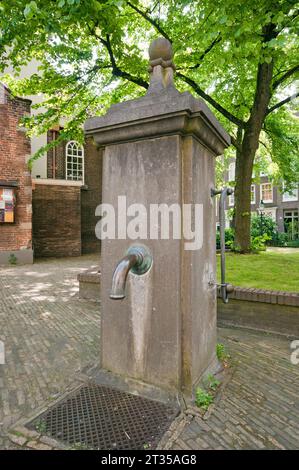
[211,187,234,303]
[219,187,234,303]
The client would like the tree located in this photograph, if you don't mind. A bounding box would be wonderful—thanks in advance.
[1,0,298,251]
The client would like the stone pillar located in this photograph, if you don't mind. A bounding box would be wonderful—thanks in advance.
[85,38,230,399]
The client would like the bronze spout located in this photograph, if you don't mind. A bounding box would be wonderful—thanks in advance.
[110,253,141,299]
[110,245,153,300]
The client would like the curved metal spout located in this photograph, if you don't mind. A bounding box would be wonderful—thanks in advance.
[110,245,153,300]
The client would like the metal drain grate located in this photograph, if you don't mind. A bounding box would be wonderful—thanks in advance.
[28,384,178,450]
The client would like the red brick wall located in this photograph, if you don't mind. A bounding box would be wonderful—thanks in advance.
[0,85,32,254]
[32,183,81,257]
[47,129,66,179]
[46,133,102,254]
[81,138,102,254]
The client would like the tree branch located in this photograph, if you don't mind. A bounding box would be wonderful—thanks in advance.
[176,71,245,128]
[99,35,117,69]
[100,34,148,89]
[126,1,243,129]
[126,1,171,42]
[230,134,242,151]
[272,64,299,90]
[186,34,222,70]
[267,92,299,114]
[259,139,270,152]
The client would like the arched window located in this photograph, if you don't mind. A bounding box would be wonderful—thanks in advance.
[66,141,84,183]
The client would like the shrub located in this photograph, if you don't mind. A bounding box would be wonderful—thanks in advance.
[251,214,277,241]
[195,387,213,410]
[270,231,288,247]
[286,239,299,248]
[206,374,220,391]
[251,234,271,252]
[216,214,292,250]
[8,254,17,265]
[216,343,226,361]
[216,228,235,249]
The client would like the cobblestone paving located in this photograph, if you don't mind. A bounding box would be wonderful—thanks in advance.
[0,255,101,449]
[1,256,298,450]
[170,328,299,450]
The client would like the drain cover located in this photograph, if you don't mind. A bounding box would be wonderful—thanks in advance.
[28,383,178,450]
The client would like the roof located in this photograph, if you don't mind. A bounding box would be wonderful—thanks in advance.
[0,81,32,105]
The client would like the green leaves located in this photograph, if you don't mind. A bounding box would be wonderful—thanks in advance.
[0,0,297,184]
[264,108,299,185]
[23,1,38,19]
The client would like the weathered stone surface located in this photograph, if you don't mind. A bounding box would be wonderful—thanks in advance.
[26,440,52,450]
[7,434,27,447]
[14,426,40,439]
[78,269,101,301]
[85,39,230,398]
[149,37,173,63]
[85,89,230,156]
[39,436,64,448]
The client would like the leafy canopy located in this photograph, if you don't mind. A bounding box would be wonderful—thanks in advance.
[0,0,298,175]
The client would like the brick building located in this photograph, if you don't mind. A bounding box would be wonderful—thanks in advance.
[0,82,102,264]
[222,160,299,240]
[0,84,33,264]
[32,134,102,258]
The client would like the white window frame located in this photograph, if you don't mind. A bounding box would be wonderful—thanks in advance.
[261,182,273,203]
[251,184,256,204]
[283,210,299,240]
[65,141,84,184]
[282,182,298,202]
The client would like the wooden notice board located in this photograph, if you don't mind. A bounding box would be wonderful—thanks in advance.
[0,187,15,223]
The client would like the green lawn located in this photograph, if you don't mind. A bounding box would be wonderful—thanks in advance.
[217,250,299,292]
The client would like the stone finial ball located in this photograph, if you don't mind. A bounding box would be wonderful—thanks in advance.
[149,37,173,61]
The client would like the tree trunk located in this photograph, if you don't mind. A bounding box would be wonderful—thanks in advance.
[234,134,255,252]
[234,59,274,252]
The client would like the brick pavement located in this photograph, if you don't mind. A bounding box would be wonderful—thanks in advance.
[0,255,101,449]
[0,255,298,449]
[168,328,299,450]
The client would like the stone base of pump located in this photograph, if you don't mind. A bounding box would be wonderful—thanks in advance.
[78,269,222,404]
[85,361,223,410]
